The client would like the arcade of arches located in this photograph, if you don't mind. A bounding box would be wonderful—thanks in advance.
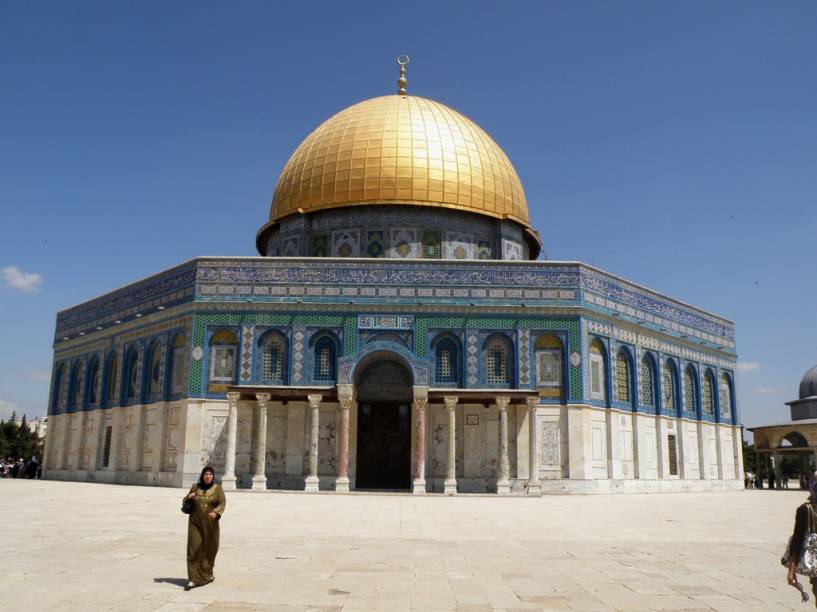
[750,426,817,488]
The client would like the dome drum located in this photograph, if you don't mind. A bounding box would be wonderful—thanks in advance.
[259,205,533,260]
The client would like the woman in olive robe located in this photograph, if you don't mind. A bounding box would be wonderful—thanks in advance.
[184,466,226,590]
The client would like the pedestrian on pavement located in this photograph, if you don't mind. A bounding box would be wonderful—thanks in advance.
[183,466,226,591]
[786,473,817,606]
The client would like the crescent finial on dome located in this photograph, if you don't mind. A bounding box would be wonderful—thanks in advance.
[397,55,409,95]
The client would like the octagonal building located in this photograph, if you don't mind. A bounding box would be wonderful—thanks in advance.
[43,69,742,494]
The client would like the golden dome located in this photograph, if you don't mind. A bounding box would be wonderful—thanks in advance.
[263,94,531,230]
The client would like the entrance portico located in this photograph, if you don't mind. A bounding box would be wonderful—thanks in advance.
[224,374,540,495]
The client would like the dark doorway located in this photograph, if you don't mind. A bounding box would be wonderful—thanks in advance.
[356,402,411,489]
[355,357,413,490]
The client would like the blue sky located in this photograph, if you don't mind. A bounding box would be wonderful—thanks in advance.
[1,2,815,436]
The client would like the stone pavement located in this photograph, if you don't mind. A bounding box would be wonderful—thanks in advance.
[0,480,809,611]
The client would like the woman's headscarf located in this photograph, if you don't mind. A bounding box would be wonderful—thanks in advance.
[198,465,216,490]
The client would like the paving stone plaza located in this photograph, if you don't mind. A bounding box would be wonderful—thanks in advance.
[0,480,809,611]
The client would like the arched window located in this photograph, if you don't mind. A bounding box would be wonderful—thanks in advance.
[69,361,83,409]
[589,339,607,402]
[662,359,678,413]
[484,333,513,386]
[147,342,163,396]
[422,230,441,259]
[615,349,632,404]
[639,355,656,408]
[683,365,698,417]
[209,330,238,384]
[124,347,140,400]
[433,335,461,386]
[169,334,186,394]
[313,334,337,382]
[87,356,100,405]
[535,333,563,399]
[702,370,715,415]
[52,363,66,413]
[719,373,733,419]
[260,332,287,384]
[104,352,119,404]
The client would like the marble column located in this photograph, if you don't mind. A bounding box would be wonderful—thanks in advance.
[305,394,321,492]
[443,396,458,495]
[336,385,353,493]
[251,393,270,491]
[497,396,511,495]
[526,396,542,496]
[221,391,240,490]
[412,387,428,494]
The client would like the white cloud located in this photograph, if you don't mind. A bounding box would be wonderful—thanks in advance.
[26,370,51,383]
[0,400,21,421]
[1,266,42,293]
[737,362,762,373]
[754,386,779,396]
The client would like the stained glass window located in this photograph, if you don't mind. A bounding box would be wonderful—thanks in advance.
[719,374,732,418]
[639,356,655,408]
[683,366,697,416]
[170,335,186,393]
[589,340,605,401]
[148,343,163,395]
[313,336,336,382]
[435,337,459,384]
[702,371,715,415]
[662,360,676,412]
[485,335,511,385]
[535,334,563,399]
[262,334,286,383]
[615,351,631,403]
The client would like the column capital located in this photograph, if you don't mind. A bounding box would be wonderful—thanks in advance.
[226,391,241,409]
[307,394,322,409]
[495,396,510,411]
[526,396,538,412]
[443,396,458,411]
[255,392,271,409]
[337,383,354,403]
[413,386,428,411]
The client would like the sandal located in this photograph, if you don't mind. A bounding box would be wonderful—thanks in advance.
[184,581,195,591]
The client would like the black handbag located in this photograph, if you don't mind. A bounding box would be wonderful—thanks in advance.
[181,488,196,514]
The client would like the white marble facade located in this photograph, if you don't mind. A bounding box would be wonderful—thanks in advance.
[43,396,743,494]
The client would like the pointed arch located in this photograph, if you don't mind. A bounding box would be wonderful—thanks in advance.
[431,332,462,386]
[123,346,140,401]
[103,350,119,406]
[86,354,101,406]
[639,353,657,410]
[258,329,288,384]
[169,333,187,394]
[69,360,83,411]
[310,330,340,383]
[662,358,679,415]
[615,347,634,407]
[146,340,164,397]
[683,364,699,417]
[483,332,514,387]
[719,372,734,420]
[52,362,66,414]
[702,368,716,416]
